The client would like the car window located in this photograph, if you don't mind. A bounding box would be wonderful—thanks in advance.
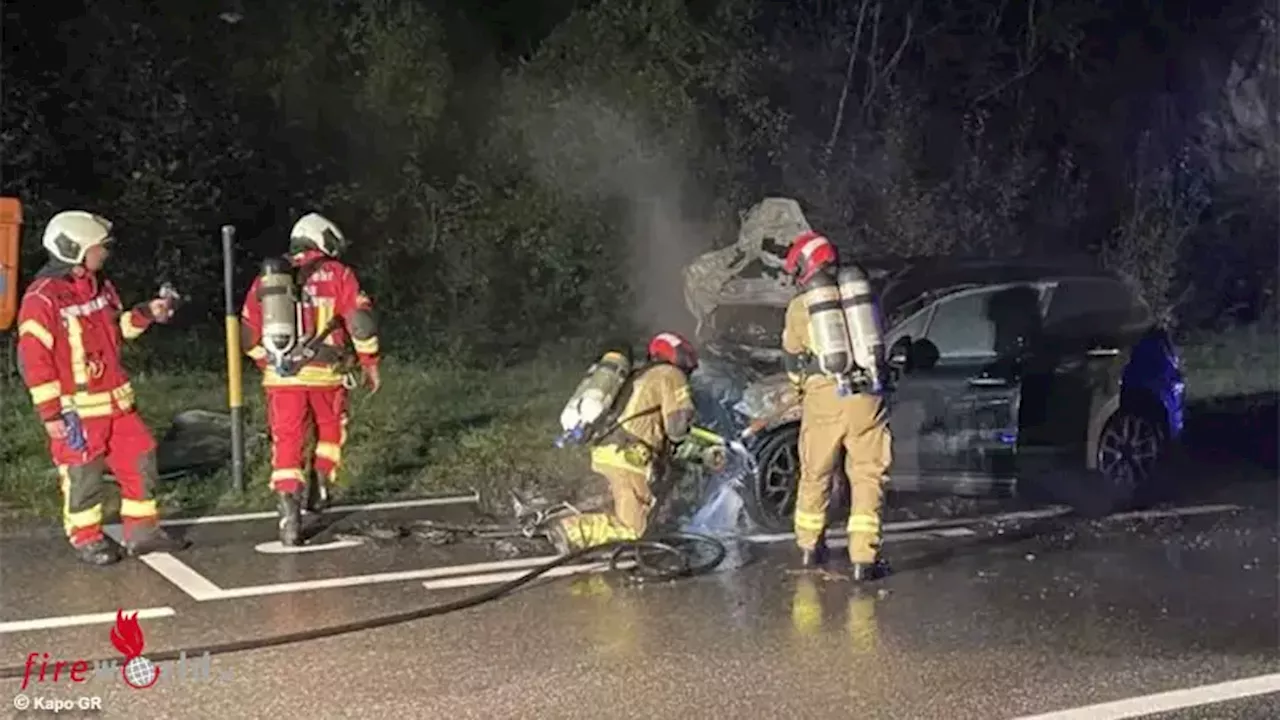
[1044,278,1151,333]
[887,306,930,348]
[924,284,1044,359]
[924,289,1001,359]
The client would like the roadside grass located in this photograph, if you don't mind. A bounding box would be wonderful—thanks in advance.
[1177,321,1278,403]
[0,340,603,527]
[1,322,1274,528]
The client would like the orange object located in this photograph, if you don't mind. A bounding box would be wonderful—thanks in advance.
[0,197,22,332]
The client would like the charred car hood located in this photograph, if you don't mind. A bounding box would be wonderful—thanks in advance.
[683,197,904,433]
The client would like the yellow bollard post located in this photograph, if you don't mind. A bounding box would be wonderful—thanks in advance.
[221,225,245,493]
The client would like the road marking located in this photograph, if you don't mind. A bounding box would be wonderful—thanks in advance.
[103,492,479,531]
[99,526,225,602]
[1009,672,1280,719]
[743,503,1243,544]
[254,537,366,554]
[421,559,636,591]
[211,555,571,600]
[747,527,978,544]
[1106,503,1243,522]
[0,607,176,634]
[136,554,226,602]
[120,501,1247,602]
[744,507,1071,543]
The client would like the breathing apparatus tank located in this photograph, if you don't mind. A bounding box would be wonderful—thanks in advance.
[258,256,300,373]
[556,350,632,448]
[799,268,857,396]
[836,264,888,394]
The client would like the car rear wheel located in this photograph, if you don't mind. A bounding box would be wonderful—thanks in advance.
[746,425,800,531]
[1096,408,1166,511]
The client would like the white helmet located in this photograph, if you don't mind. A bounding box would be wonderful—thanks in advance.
[42,210,114,264]
[289,212,347,256]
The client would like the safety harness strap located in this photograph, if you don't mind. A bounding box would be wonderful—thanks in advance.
[586,364,665,457]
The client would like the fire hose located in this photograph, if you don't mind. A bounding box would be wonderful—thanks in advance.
[0,532,727,681]
[0,429,742,679]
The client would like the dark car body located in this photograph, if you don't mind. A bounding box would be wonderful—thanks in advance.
[686,253,1187,531]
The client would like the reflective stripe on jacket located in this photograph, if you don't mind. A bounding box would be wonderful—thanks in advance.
[16,264,152,421]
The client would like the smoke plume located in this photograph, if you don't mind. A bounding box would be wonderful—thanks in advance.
[506,87,709,339]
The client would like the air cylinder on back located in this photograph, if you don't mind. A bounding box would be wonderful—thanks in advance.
[557,350,632,446]
[258,256,298,370]
[837,264,887,393]
[800,269,855,392]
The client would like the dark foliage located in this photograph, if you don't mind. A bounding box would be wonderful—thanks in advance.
[2,0,1274,363]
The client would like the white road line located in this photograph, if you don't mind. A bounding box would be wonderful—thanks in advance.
[211,554,569,600]
[743,503,1242,544]
[99,526,224,601]
[744,507,1071,543]
[102,492,480,530]
[750,527,977,545]
[136,554,226,602]
[118,501,1247,603]
[421,559,634,591]
[1009,672,1280,720]
[1107,503,1243,522]
[185,530,978,601]
[254,538,366,554]
[0,607,176,634]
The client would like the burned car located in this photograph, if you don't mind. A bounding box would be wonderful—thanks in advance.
[685,198,1187,531]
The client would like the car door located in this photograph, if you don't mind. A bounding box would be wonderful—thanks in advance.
[1017,277,1148,479]
[891,283,1048,492]
[882,304,933,490]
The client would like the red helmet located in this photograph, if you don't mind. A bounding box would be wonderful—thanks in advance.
[783,230,838,284]
[648,332,698,372]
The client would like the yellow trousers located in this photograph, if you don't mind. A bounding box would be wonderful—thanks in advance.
[556,445,664,551]
[793,390,892,563]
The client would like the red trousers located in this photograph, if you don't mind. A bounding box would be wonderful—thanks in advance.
[49,410,160,548]
[265,387,348,494]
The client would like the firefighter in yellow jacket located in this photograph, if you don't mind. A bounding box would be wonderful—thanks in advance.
[547,332,698,552]
[781,230,893,581]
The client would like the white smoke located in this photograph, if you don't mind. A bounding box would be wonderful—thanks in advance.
[506,87,709,337]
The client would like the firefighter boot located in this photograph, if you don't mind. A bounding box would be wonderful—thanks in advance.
[305,471,331,515]
[125,524,188,557]
[277,491,303,546]
[850,558,891,583]
[75,537,122,566]
[800,543,827,568]
[544,518,573,555]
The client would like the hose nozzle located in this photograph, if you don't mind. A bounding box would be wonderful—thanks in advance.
[739,419,768,441]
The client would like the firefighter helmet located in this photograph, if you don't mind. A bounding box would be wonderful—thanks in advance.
[289,212,347,257]
[648,332,698,373]
[41,210,114,264]
[783,230,837,284]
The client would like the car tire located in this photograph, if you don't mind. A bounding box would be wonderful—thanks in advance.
[1093,406,1169,514]
[745,425,800,532]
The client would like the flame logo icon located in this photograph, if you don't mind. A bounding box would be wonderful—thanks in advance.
[110,609,160,689]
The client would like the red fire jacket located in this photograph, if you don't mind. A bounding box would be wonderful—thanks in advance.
[240,250,380,388]
[16,264,156,422]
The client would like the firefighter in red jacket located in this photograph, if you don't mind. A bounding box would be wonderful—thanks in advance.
[239,212,381,545]
[16,210,186,566]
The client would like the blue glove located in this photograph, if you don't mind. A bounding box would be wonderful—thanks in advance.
[62,412,87,452]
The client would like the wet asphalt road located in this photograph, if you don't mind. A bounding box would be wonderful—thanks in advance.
[1,463,1277,720]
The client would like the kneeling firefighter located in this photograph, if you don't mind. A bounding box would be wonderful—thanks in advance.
[782,230,893,581]
[239,213,382,545]
[546,332,701,553]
